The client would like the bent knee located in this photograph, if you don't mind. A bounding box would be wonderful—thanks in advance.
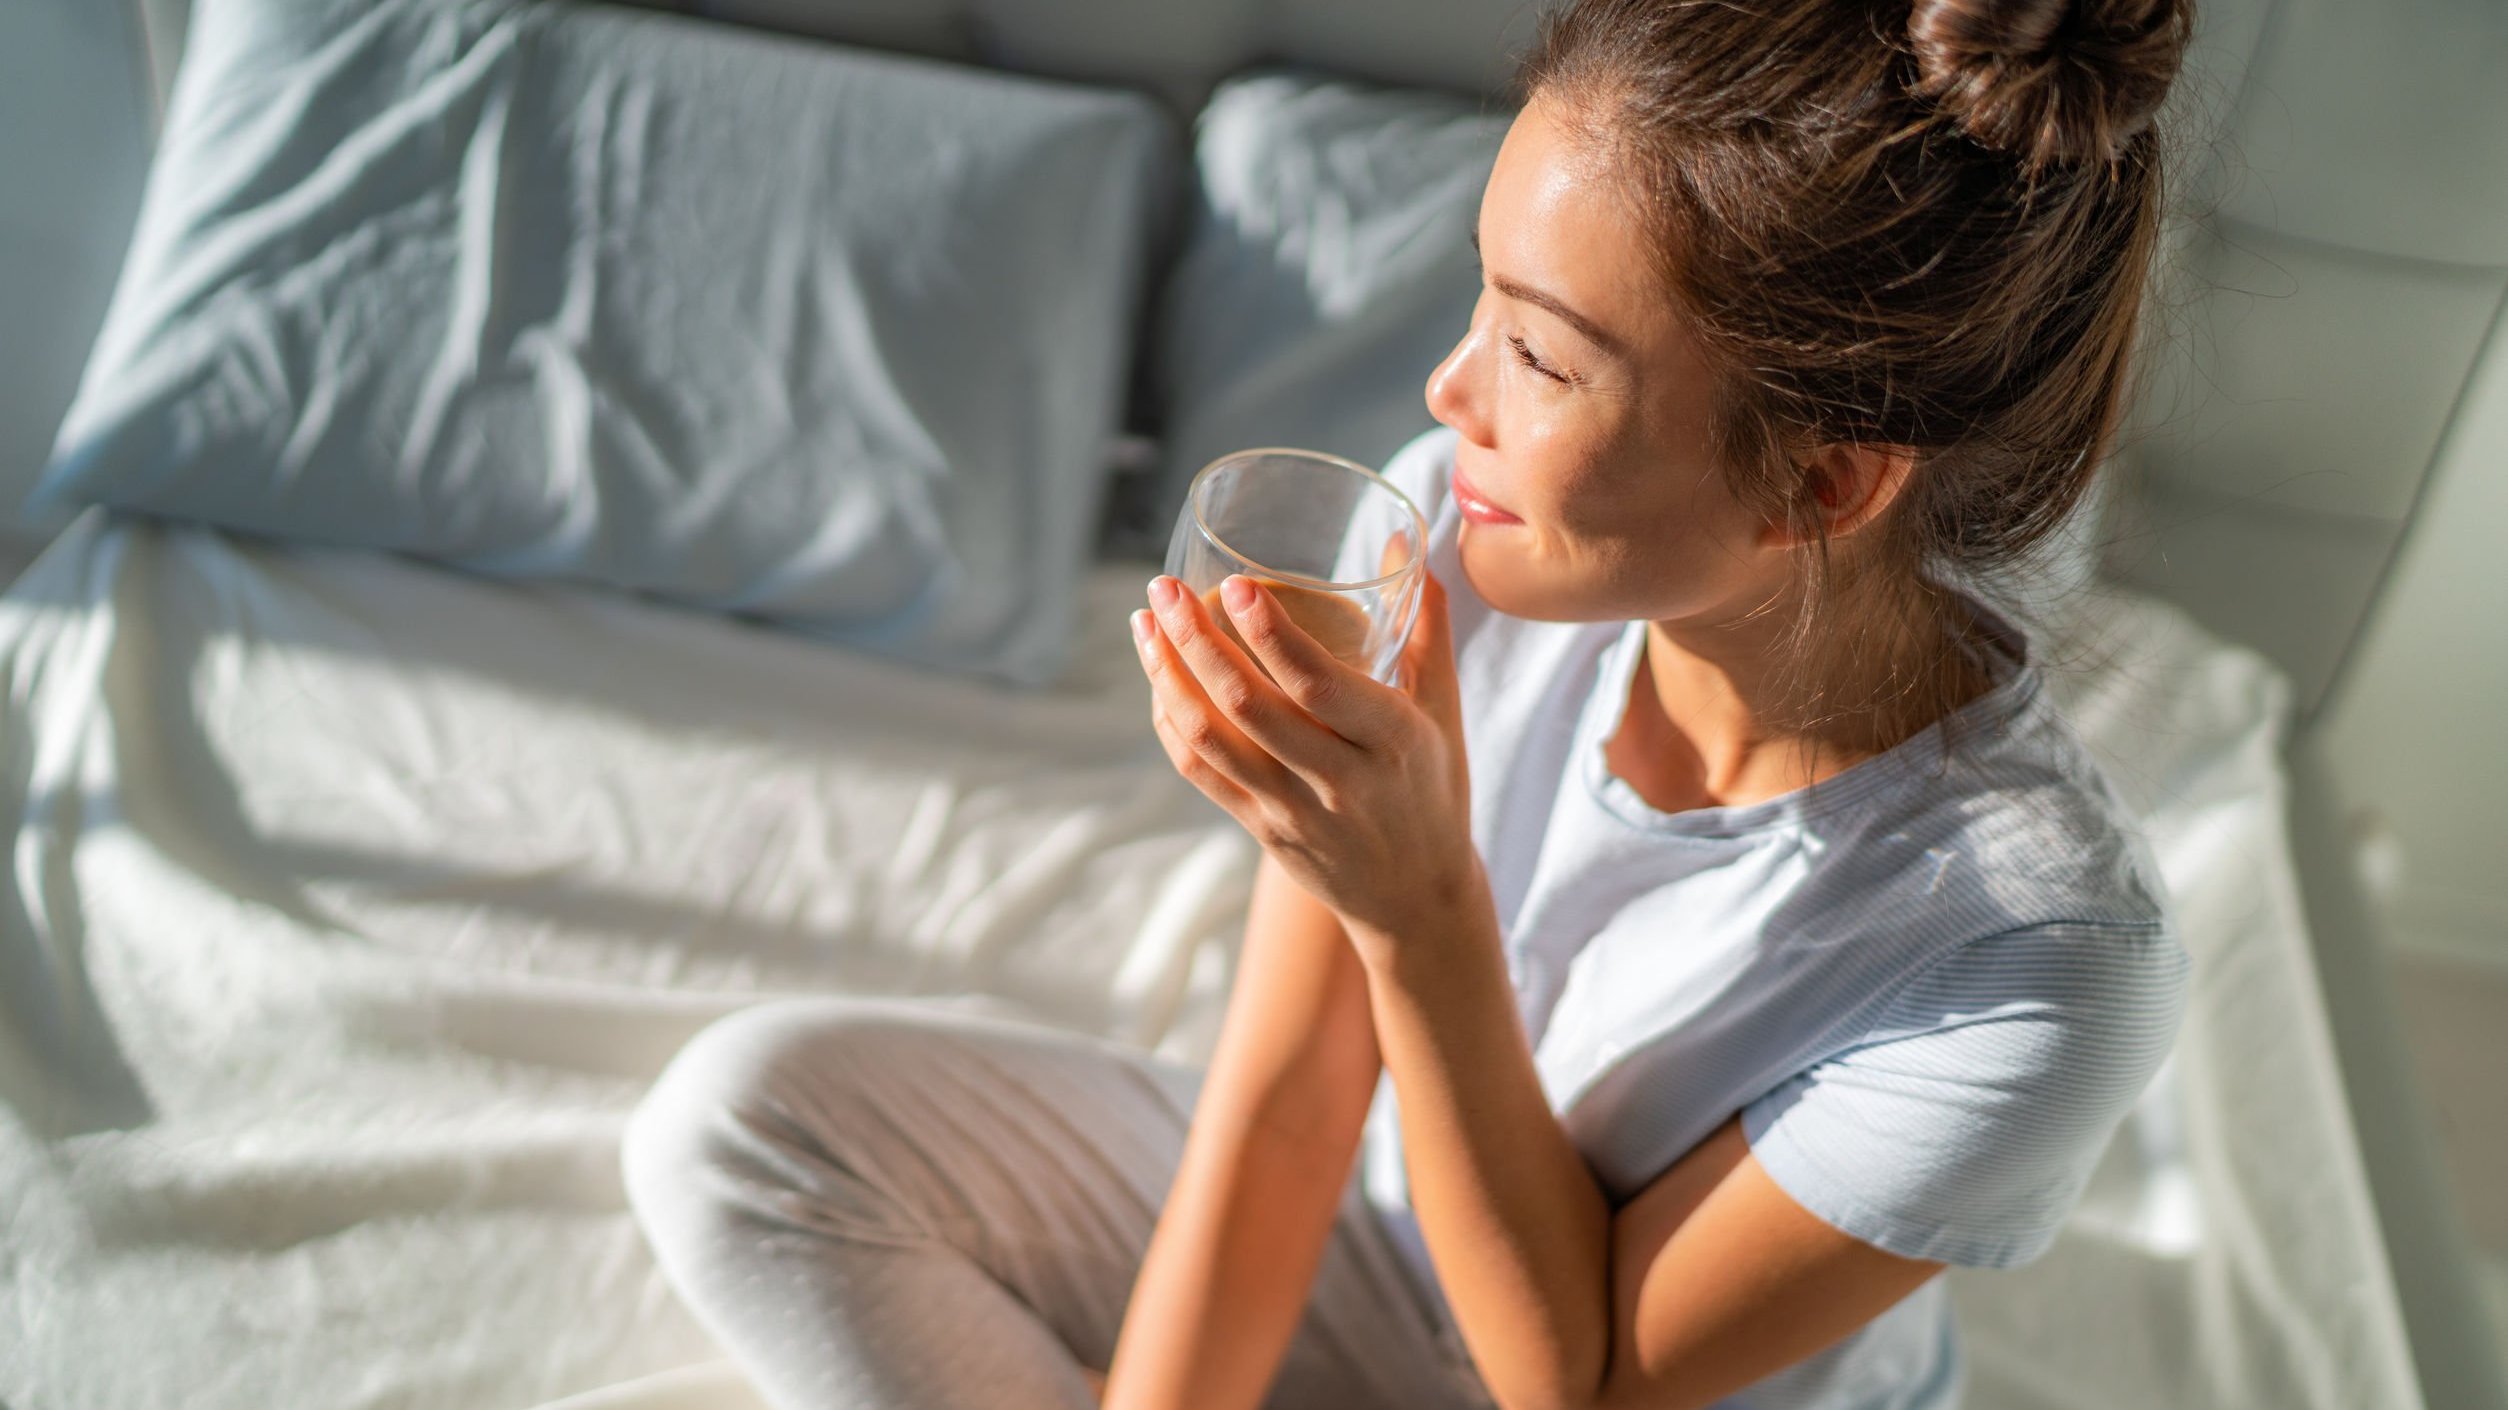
[620,996,952,1202]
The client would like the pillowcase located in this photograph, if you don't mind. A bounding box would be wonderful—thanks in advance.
[1103,68,1509,559]
[37,0,1174,688]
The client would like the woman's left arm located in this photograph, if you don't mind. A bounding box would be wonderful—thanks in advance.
[1134,570,1943,1410]
[1354,892,1947,1410]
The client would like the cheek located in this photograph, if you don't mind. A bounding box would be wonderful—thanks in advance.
[1457,441,1652,615]
[1465,378,1773,613]
[1520,416,1654,542]
[1489,377,1613,490]
[1559,438,1768,598]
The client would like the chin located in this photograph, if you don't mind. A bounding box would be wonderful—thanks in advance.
[1454,522,1601,623]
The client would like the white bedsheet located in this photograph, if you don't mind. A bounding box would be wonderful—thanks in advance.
[0,511,2420,1410]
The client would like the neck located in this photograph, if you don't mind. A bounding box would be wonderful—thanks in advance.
[1620,568,1995,809]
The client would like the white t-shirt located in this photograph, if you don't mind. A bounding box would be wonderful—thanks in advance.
[1349,427,2190,1410]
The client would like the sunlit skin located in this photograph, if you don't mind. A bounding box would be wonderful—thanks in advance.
[1121,90,1979,1410]
[1429,91,1993,811]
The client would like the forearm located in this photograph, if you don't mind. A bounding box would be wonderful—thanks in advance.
[1353,903,1614,1410]
[1101,1092,1369,1410]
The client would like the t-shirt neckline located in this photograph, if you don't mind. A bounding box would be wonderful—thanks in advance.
[1575,603,2042,838]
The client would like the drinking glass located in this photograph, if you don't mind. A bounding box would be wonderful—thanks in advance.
[1162,447,1429,688]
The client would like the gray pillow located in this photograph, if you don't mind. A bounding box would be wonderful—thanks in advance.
[1106,68,1508,558]
[38,0,1174,688]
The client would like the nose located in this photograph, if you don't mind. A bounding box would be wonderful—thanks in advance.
[1425,316,1495,449]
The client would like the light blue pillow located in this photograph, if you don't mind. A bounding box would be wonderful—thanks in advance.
[1106,69,1509,558]
[38,0,1174,688]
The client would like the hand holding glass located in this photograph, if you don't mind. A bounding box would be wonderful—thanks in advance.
[1161,448,1429,688]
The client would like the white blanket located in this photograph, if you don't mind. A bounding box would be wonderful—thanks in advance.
[0,512,2419,1410]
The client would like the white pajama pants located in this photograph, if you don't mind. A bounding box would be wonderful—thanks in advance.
[619,994,1499,1410]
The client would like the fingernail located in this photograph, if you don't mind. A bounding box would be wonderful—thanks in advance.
[1221,575,1254,613]
[1130,609,1153,646]
[1148,576,1179,610]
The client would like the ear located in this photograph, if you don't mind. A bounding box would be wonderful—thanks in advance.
[1759,442,1919,550]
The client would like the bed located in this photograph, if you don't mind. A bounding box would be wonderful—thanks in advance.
[5,1,2504,1409]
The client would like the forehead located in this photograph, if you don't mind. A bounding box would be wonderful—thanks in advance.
[1479,96,1667,339]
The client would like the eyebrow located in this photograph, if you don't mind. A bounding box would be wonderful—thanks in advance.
[1470,227,1625,358]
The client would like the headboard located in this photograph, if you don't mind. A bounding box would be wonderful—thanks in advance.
[131,0,2508,724]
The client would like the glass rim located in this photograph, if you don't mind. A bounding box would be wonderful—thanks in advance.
[1184,446,1431,594]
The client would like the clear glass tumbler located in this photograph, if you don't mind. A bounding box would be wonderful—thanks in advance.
[1162,447,1429,688]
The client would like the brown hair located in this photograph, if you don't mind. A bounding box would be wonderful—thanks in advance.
[1519,0,2192,737]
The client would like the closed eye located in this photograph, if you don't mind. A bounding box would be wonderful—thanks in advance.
[1508,334,1571,385]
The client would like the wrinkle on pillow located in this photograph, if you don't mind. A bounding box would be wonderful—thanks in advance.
[38,0,1174,687]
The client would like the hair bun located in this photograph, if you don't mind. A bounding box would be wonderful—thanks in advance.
[1908,0,2192,171]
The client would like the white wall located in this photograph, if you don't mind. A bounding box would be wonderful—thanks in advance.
[2320,299,2508,966]
[0,0,153,554]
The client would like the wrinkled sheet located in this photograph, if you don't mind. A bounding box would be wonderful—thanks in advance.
[0,513,2422,1410]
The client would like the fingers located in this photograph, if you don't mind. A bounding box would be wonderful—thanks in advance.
[1407,570,1472,811]
[1210,575,1401,751]
[1147,576,1374,772]
[1134,601,1314,810]
[1401,570,1465,737]
[1377,530,1411,579]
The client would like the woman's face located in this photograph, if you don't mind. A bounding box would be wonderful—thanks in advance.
[1425,94,1785,628]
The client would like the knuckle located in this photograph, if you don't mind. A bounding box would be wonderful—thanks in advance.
[1289,668,1339,713]
[1179,712,1227,756]
[1251,801,1303,849]
[1212,674,1263,720]
[1390,730,1428,771]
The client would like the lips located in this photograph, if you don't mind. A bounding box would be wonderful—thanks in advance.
[1452,465,1523,525]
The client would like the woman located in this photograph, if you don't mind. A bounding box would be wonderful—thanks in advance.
[618,0,2196,1406]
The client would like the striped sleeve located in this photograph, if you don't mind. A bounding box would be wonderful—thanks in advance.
[1738,921,2191,1269]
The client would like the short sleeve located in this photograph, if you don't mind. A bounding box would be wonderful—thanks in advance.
[1740,921,2191,1269]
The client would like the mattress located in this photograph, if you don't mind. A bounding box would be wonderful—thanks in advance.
[0,511,2424,1410]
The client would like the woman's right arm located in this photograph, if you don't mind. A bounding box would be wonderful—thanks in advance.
[1098,850,1385,1410]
